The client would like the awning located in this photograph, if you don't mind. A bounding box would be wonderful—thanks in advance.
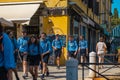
[0,18,14,27]
[0,1,42,23]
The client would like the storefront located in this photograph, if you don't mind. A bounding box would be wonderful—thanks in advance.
[0,1,43,37]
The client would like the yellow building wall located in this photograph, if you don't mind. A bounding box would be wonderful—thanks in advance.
[42,16,70,65]
[45,0,67,8]
[0,0,40,2]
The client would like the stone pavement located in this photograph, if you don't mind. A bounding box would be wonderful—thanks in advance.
[13,65,120,80]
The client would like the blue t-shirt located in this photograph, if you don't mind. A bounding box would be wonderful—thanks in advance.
[17,37,29,53]
[52,39,63,49]
[40,39,52,54]
[2,33,15,69]
[67,40,78,51]
[28,43,40,55]
[79,40,88,49]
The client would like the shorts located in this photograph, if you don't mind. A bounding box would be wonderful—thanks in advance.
[80,49,86,56]
[0,67,7,80]
[68,51,76,58]
[97,51,105,58]
[42,53,50,64]
[54,49,62,58]
[20,52,28,61]
[29,54,40,66]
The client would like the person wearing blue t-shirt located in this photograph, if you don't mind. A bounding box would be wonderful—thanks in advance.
[40,33,52,79]
[52,34,63,69]
[0,28,8,80]
[0,31,15,80]
[67,35,78,59]
[17,30,29,79]
[78,35,88,63]
[28,35,40,80]
[7,30,19,80]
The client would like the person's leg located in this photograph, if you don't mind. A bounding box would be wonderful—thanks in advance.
[98,54,102,68]
[81,56,84,63]
[45,66,49,76]
[83,55,87,63]
[23,61,28,75]
[23,55,28,77]
[29,66,34,76]
[34,66,38,79]
[41,62,46,78]
[12,68,19,80]
[56,57,60,69]
[101,54,105,68]
[7,69,13,80]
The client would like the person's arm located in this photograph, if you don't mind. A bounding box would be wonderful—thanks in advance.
[42,41,52,55]
[17,38,20,49]
[96,43,98,53]
[52,40,57,50]
[104,43,107,54]
[86,41,88,54]
[67,42,69,59]
[78,41,81,53]
[74,41,78,55]
[14,38,18,52]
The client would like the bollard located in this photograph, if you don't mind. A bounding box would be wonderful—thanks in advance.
[66,58,78,80]
[89,51,96,78]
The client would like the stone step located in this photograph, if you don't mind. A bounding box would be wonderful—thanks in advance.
[85,78,93,80]
[94,78,106,80]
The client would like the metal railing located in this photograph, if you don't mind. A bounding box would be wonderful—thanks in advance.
[80,54,120,80]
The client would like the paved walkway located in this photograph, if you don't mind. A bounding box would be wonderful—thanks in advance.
[13,65,120,80]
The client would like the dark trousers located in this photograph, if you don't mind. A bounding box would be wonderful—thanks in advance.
[0,67,8,80]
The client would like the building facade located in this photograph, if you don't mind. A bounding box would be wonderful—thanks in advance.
[0,0,112,64]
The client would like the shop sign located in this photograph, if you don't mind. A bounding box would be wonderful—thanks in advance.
[88,18,95,27]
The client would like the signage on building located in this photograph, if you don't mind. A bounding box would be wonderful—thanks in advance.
[88,18,95,27]
[82,17,95,27]
[82,17,88,24]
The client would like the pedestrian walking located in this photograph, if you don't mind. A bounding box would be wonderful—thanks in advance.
[78,35,88,63]
[39,32,52,79]
[17,30,29,79]
[52,34,63,69]
[28,35,40,80]
[6,30,19,80]
[0,26,15,80]
[67,35,78,59]
[96,37,107,69]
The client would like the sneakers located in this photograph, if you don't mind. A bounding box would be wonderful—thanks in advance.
[22,73,28,79]
[41,74,45,79]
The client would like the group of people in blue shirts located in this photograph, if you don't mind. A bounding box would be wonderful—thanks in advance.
[0,26,88,80]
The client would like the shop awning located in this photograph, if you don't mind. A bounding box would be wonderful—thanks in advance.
[0,18,14,27]
[0,1,43,23]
